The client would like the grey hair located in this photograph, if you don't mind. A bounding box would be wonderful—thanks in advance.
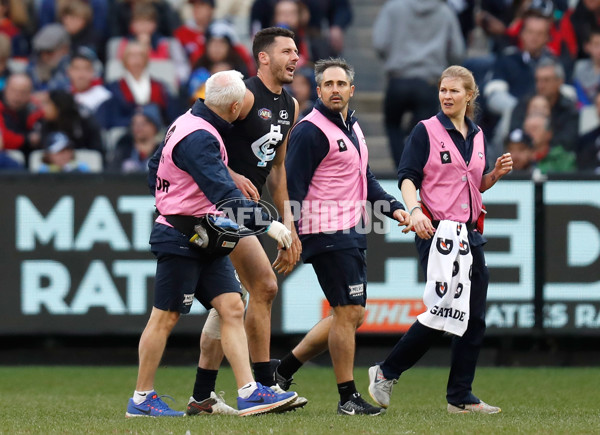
[205,70,246,109]
[314,58,354,87]
[536,57,565,81]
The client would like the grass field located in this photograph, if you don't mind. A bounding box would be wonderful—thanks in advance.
[1,365,598,434]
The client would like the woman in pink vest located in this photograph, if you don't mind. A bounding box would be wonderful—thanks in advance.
[368,66,513,414]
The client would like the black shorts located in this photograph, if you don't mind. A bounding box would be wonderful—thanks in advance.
[153,251,241,313]
[310,248,367,307]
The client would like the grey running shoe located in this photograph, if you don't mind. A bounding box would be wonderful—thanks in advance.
[368,365,397,408]
[186,391,238,416]
[448,400,501,414]
[337,392,385,416]
[271,384,308,412]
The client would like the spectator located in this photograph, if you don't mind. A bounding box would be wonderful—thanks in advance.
[174,0,214,62]
[37,131,90,173]
[38,0,110,43]
[373,0,465,167]
[523,113,575,173]
[304,0,353,57]
[27,23,71,92]
[59,0,104,61]
[0,0,31,57]
[36,89,104,155]
[0,73,44,157]
[510,58,579,151]
[105,40,177,128]
[576,91,600,173]
[187,23,249,102]
[66,47,112,119]
[250,0,352,58]
[484,10,556,157]
[573,28,600,107]
[558,0,600,60]
[505,127,534,173]
[111,2,189,85]
[272,0,311,67]
[108,0,181,38]
[510,94,551,134]
[525,93,552,118]
[108,105,162,172]
[505,0,573,60]
[485,10,555,107]
[289,65,316,120]
[477,0,518,54]
[174,1,254,73]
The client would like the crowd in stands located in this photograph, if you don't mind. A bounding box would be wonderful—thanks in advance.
[1,0,599,176]
[0,0,350,173]
[375,0,600,176]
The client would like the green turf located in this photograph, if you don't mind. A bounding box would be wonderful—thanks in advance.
[0,365,598,434]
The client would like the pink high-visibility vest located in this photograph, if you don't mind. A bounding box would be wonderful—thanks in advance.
[155,110,227,227]
[420,116,485,223]
[298,109,369,235]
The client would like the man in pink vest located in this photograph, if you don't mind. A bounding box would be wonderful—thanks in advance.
[126,70,297,418]
[275,58,411,415]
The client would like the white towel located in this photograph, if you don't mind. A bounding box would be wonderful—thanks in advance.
[417,220,472,336]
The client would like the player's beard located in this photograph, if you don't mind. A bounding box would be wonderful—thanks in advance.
[271,61,294,85]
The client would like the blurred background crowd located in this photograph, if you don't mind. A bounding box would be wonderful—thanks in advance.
[0,0,599,178]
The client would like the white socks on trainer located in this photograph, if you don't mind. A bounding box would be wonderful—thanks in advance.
[133,389,154,404]
[237,382,258,399]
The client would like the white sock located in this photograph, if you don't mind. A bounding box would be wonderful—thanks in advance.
[133,389,154,404]
[237,382,257,399]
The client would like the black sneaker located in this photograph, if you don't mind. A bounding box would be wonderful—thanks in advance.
[337,392,385,416]
[270,358,294,391]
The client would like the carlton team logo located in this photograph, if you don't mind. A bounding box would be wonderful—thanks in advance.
[440,150,451,164]
[258,108,272,120]
[459,240,470,255]
[436,238,454,255]
[435,281,448,298]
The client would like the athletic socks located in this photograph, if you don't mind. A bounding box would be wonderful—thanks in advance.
[337,380,357,404]
[132,389,154,405]
[238,382,257,399]
[278,352,303,380]
[192,367,218,402]
[252,361,274,387]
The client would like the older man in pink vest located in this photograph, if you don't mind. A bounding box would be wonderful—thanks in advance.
[126,70,297,418]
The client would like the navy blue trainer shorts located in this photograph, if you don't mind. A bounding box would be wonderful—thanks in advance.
[153,251,241,313]
[310,248,367,307]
